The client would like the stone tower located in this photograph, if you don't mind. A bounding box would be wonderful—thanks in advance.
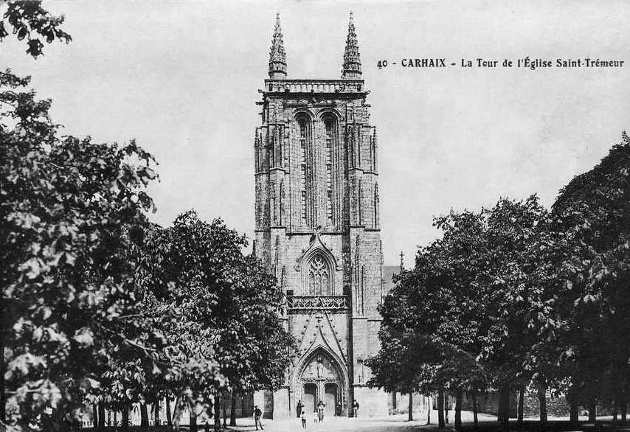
[253,13,387,418]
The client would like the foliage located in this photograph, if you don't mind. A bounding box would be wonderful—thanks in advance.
[1,70,294,431]
[368,209,491,396]
[118,211,294,425]
[370,132,630,426]
[0,1,72,58]
[0,69,157,430]
[370,198,550,398]
[550,133,630,412]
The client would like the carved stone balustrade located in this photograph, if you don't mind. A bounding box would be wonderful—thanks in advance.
[262,79,366,94]
[287,295,349,313]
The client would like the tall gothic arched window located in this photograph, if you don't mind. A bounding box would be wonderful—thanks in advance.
[297,116,310,226]
[308,255,331,295]
[323,116,336,225]
[374,184,380,229]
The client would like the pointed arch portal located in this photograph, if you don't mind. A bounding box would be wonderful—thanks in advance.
[295,348,346,417]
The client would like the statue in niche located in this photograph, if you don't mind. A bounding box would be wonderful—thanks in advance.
[316,356,324,378]
[303,354,336,381]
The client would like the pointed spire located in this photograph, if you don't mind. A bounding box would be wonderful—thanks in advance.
[269,13,287,79]
[342,12,362,79]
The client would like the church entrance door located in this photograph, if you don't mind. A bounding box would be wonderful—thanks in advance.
[303,383,317,414]
[297,350,345,418]
[324,383,337,416]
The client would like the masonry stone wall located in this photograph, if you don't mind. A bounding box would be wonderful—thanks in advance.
[254,77,387,418]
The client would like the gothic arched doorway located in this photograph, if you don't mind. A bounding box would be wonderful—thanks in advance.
[303,383,317,414]
[324,383,338,416]
[295,349,346,417]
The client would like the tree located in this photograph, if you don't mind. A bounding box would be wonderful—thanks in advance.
[1,70,157,431]
[550,132,630,424]
[131,212,294,431]
[1,1,71,58]
[369,210,491,429]
[476,196,554,428]
[371,197,556,431]
[372,133,630,431]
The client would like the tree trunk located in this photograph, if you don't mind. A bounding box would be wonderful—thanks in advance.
[93,404,99,431]
[214,394,221,432]
[230,392,237,426]
[190,405,198,432]
[140,403,149,432]
[517,387,524,425]
[569,399,579,425]
[172,395,182,431]
[498,384,510,431]
[121,406,129,432]
[454,388,462,430]
[568,384,579,425]
[154,400,160,428]
[472,389,478,429]
[166,397,172,427]
[113,410,118,431]
[0,332,5,425]
[445,393,449,424]
[98,402,106,432]
[408,393,413,421]
[426,395,432,425]
[538,378,547,424]
[613,397,618,423]
[588,397,596,423]
[437,388,445,429]
[222,396,227,427]
[621,394,627,424]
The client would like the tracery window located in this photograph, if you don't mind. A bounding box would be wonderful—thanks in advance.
[324,118,335,224]
[308,255,331,295]
[298,117,309,225]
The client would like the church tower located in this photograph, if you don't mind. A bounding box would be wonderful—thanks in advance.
[254,13,387,418]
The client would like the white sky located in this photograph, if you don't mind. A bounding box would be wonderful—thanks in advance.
[2,0,629,265]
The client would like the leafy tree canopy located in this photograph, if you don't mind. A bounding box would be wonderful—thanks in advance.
[1,69,157,430]
[1,1,71,58]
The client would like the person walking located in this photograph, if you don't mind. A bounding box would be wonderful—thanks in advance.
[301,409,307,428]
[296,400,303,418]
[352,400,360,418]
[253,405,263,430]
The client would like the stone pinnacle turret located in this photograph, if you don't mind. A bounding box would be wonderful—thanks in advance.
[268,13,287,79]
[342,12,361,79]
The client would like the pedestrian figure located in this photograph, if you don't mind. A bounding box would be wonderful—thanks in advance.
[296,399,303,418]
[317,400,325,423]
[301,410,307,428]
[253,405,263,430]
[336,401,342,416]
[352,399,360,418]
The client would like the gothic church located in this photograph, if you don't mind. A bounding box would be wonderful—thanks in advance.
[253,13,389,418]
